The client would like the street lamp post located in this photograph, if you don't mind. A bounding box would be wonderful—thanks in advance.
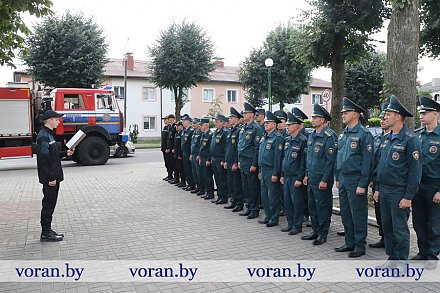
[123,52,132,134]
[265,58,273,112]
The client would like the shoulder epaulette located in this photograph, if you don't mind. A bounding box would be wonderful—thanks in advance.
[414,127,423,132]
[405,131,414,138]
[324,130,331,137]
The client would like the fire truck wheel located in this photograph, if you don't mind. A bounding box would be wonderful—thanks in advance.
[115,146,128,158]
[78,136,110,166]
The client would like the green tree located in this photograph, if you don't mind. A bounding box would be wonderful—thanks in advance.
[345,51,386,112]
[420,0,440,57]
[0,0,52,67]
[207,94,224,117]
[23,12,108,88]
[293,0,386,133]
[239,24,311,109]
[384,0,420,129]
[149,20,215,119]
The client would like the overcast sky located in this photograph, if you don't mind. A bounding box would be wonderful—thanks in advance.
[1,0,439,85]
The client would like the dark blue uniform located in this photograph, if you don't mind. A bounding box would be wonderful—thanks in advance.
[225,123,243,207]
[191,128,203,192]
[336,122,374,254]
[210,126,228,202]
[413,125,440,260]
[199,129,214,197]
[258,130,284,224]
[376,126,422,260]
[281,133,307,231]
[181,126,194,188]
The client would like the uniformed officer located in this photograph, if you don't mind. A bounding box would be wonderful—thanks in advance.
[274,110,288,138]
[224,107,244,212]
[257,111,284,227]
[369,102,390,249]
[198,118,215,199]
[374,95,422,263]
[302,104,336,245]
[255,108,266,133]
[280,112,307,234]
[210,114,229,204]
[292,107,311,226]
[190,118,203,195]
[334,98,374,258]
[36,110,74,242]
[166,114,177,184]
[412,96,440,269]
[161,115,171,181]
[238,102,264,219]
[181,116,195,191]
[174,121,185,187]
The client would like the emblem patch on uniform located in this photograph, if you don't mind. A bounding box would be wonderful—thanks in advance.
[216,137,220,143]
[314,146,320,153]
[412,151,419,160]
[266,144,272,150]
[232,139,236,144]
[202,142,207,146]
[246,134,251,140]
[367,145,372,152]
[350,142,357,149]
[429,146,437,154]
[328,148,334,155]
[256,136,261,142]
[292,152,298,158]
[278,144,283,150]
[392,152,399,160]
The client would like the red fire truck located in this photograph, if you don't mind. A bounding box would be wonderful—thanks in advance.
[0,86,129,165]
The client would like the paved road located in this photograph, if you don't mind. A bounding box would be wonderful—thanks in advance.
[0,149,438,292]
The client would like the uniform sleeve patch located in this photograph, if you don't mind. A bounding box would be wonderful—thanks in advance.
[328,148,334,155]
[255,136,260,142]
[412,151,419,160]
[278,144,283,150]
[367,145,372,152]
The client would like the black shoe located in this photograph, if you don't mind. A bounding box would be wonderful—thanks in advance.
[216,199,228,205]
[50,229,64,237]
[305,220,312,227]
[163,176,170,181]
[301,232,318,240]
[369,238,385,248]
[279,211,286,217]
[224,204,236,209]
[239,210,251,216]
[258,219,269,224]
[349,251,365,258]
[204,195,214,200]
[281,226,292,232]
[232,205,244,212]
[288,228,302,235]
[247,213,259,219]
[337,231,345,236]
[335,245,354,252]
[259,204,264,210]
[200,194,207,198]
[169,179,178,184]
[177,183,186,188]
[40,231,63,242]
[411,254,427,260]
[196,191,205,196]
[312,237,326,245]
[183,186,191,191]
[266,222,278,227]
[211,198,219,203]
[191,189,200,194]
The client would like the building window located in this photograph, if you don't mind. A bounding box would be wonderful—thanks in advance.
[114,86,125,99]
[311,94,323,105]
[63,94,85,110]
[227,90,237,103]
[143,116,156,130]
[203,89,214,103]
[142,87,156,101]
[171,88,189,102]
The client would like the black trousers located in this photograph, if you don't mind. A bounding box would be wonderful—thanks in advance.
[165,151,176,178]
[41,183,60,233]
[372,186,383,237]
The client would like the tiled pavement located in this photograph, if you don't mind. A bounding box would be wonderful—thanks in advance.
[0,150,438,292]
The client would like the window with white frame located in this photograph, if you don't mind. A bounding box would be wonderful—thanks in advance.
[114,86,125,99]
[226,90,238,103]
[143,116,156,130]
[171,88,189,102]
[203,89,214,103]
[311,94,323,105]
[142,87,156,102]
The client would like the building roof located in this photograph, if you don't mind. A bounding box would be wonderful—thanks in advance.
[105,59,151,78]
[418,81,440,92]
[309,78,331,88]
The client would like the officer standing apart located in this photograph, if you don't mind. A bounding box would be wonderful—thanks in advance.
[258,111,284,227]
[37,110,74,242]
[166,114,177,183]
[238,102,264,219]
[224,108,244,212]
[302,104,336,245]
[181,116,195,191]
[412,96,440,269]
[280,112,307,235]
[190,118,203,194]
[210,114,229,205]
[198,118,215,200]
[334,98,374,258]
[369,102,390,249]
[374,95,422,263]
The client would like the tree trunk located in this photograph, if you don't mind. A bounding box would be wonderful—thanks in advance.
[330,34,346,134]
[279,100,285,111]
[385,0,420,129]
[173,87,182,120]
